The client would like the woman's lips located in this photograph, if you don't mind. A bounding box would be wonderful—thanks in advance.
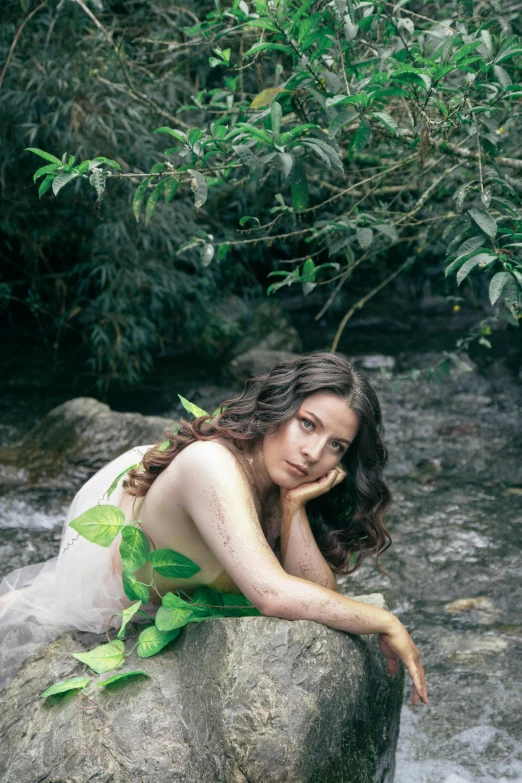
[286,461,309,477]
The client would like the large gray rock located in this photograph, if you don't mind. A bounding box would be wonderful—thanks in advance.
[0,397,178,488]
[0,616,404,783]
[230,349,299,383]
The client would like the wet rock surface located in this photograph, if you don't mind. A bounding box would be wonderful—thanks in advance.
[0,618,403,783]
[0,397,177,489]
[0,351,521,781]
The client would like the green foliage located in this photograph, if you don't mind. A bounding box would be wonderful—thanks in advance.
[7,0,522,382]
[96,670,149,687]
[149,548,201,579]
[40,676,91,698]
[69,505,125,547]
[119,526,149,574]
[72,640,126,674]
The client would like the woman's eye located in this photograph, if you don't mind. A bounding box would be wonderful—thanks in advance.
[301,418,314,431]
[331,442,342,452]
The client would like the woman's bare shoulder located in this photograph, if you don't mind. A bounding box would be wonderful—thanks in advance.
[170,439,245,479]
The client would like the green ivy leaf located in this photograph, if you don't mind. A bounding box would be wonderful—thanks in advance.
[40,676,91,698]
[137,626,180,658]
[119,526,149,573]
[149,548,201,579]
[122,572,151,604]
[178,394,208,418]
[69,504,125,547]
[96,670,149,687]
[107,462,140,498]
[188,586,224,621]
[117,600,143,639]
[457,253,495,285]
[348,117,371,162]
[220,593,262,617]
[156,592,194,631]
[72,639,125,674]
[158,439,171,451]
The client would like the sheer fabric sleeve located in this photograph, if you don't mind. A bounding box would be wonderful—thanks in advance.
[0,445,151,689]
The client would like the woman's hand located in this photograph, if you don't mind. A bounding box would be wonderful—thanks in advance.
[378,621,428,706]
[281,466,347,513]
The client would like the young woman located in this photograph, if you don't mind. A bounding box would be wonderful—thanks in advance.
[0,352,427,705]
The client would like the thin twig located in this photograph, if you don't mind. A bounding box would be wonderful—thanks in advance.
[0,1,48,90]
[331,257,413,352]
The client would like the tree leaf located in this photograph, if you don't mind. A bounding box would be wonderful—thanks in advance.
[178,394,208,418]
[156,592,194,631]
[457,254,495,285]
[453,235,486,258]
[52,171,79,196]
[69,504,125,547]
[291,159,309,210]
[145,180,165,224]
[374,223,398,242]
[277,152,294,180]
[38,175,55,198]
[154,127,187,143]
[132,176,151,222]
[244,42,295,58]
[72,640,125,674]
[493,64,512,88]
[356,227,373,248]
[468,208,497,238]
[328,110,360,140]
[89,168,105,202]
[107,462,140,498]
[40,676,91,698]
[163,177,180,203]
[236,123,273,145]
[371,111,399,136]
[200,243,215,267]
[348,117,371,161]
[89,156,121,171]
[119,526,149,573]
[188,169,207,209]
[271,101,282,136]
[122,572,150,604]
[117,600,143,639]
[244,19,280,33]
[149,548,201,579]
[97,670,149,687]
[489,271,511,305]
[33,163,60,182]
[250,87,288,108]
[137,626,180,658]
[25,147,61,165]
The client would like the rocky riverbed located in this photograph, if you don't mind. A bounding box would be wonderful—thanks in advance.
[0,347,521,782]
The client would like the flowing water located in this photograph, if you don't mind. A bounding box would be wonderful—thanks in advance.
[1,345,521,782]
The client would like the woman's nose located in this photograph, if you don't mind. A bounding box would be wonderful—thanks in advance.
[302,441,322,463]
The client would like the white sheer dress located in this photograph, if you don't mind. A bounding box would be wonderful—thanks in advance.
[0,445,152,689]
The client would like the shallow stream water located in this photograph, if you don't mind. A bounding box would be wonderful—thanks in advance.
[1,348,521,782]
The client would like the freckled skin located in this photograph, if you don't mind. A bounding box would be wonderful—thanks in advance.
[114,391,428,705]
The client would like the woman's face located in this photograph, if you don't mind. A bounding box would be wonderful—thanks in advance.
[262,391,360,489]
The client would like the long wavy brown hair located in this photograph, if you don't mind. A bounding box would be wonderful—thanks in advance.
[125,352,392,575]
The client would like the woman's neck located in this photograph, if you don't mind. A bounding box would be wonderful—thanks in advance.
[245,439,278,509]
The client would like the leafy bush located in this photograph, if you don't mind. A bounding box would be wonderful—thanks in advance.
[3,0,522,385]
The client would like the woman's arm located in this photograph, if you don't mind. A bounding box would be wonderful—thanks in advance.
[175,441,427,705]
[280,503,337,591]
